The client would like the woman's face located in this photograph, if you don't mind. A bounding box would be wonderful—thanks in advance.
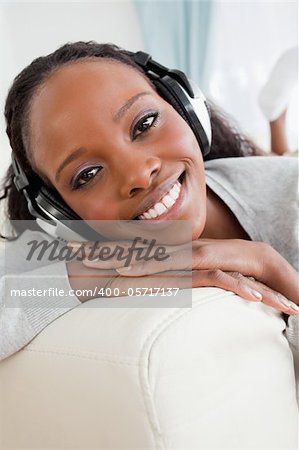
[28,59,207,239]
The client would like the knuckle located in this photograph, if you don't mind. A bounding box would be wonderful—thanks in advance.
[230,271,244,281]
[235,277,247,291]
[255,241,273,256]
[252,242,275,280]
[193,243,209,261]
[136,261,146,272]
[225,271,249,293]
[166,252,175,266]
[195,244,208,257]
[206,269,224,281]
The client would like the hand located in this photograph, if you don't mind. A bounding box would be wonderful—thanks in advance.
[68,239,299,315]
[66,258,192,303]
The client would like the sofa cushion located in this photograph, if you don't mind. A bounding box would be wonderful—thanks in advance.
[0,288,298,449]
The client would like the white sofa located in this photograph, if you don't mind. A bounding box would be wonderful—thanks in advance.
[0,287,298,449]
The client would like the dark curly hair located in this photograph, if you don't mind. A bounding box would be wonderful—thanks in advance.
[1,40,259,228]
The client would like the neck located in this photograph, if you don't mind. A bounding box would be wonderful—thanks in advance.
[201,187,250,240]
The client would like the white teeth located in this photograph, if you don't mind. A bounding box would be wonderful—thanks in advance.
[148,208,158,218]
[138,178,182,220]
[162,195,176,208]
[169,185,179,200]
[154,202,167,215]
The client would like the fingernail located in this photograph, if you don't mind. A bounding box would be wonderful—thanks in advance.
[251,290,263,300]
[289,302,299,311]
[278,297,299,311]
[82,259,99,266]
[67,241,84,248]
[116,265,132,274]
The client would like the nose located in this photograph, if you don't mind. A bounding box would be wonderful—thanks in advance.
[119,156,161,198]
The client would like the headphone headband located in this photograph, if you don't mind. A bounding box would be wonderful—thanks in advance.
[129,51,195,98]
[11,154,30,191]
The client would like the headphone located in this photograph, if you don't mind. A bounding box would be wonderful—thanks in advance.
[11,51,212,242]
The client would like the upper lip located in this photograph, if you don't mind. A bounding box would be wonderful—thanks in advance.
[132,171,184,219]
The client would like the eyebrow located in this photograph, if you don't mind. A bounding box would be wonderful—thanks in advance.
[113,92,151,122]
[55,147,87,182]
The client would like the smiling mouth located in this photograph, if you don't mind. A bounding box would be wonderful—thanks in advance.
[135,172,185,220]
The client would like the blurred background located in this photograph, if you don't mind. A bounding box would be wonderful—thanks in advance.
[0,0,298,182]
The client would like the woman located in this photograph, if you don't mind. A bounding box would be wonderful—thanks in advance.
[0,41,298,362]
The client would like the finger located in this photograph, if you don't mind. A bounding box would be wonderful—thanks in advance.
[190,241,276,284]
[83,240,184,271]
[113,247,191,276]
[194,270,299,316]
[244,278,299,315]
[69,239,134,268]
[225,272,299,315]
[82,240,152,270]
[191,269,266,302]
[67,240,89,248]
[112,240,256,277]
[83,243,133,269]
[68,239,131,251]
[102,269,192,298]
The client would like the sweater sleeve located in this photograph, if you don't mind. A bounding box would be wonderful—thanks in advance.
[0,260,81,360]
[0,231,82,360]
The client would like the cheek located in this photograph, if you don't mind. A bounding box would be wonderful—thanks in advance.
[160,111,202,160]
[65,194,115,221]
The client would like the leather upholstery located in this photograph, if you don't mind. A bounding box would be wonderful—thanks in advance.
[0,287,298,449]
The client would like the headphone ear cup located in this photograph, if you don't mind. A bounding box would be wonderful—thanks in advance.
[34,186,105,241]
[152,76,210,157]
[153,78,191,125]
[36,185,80,220]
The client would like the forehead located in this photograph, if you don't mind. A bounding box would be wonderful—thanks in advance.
[30,59,154,120]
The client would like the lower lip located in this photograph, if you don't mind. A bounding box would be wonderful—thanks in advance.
[141,174,186,221]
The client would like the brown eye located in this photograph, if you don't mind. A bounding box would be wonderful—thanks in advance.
[132,112,159,139]
[72,166,102,190]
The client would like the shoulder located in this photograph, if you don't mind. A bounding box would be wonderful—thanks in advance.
[1,229,62,276]
[205,155,298,187]
[204,156,298,269]
[204,156,298,209]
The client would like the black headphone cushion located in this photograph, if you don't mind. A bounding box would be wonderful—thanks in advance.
[153,77,210,157]
[153,78,191,126]
[38,185,79,219]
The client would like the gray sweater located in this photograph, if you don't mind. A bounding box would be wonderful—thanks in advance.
[0,156,298,364]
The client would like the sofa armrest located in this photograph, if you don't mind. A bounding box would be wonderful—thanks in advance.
[0,288,298,449]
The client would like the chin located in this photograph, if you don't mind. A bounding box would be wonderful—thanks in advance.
[191,215,206,240]
[192,230,202,241]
